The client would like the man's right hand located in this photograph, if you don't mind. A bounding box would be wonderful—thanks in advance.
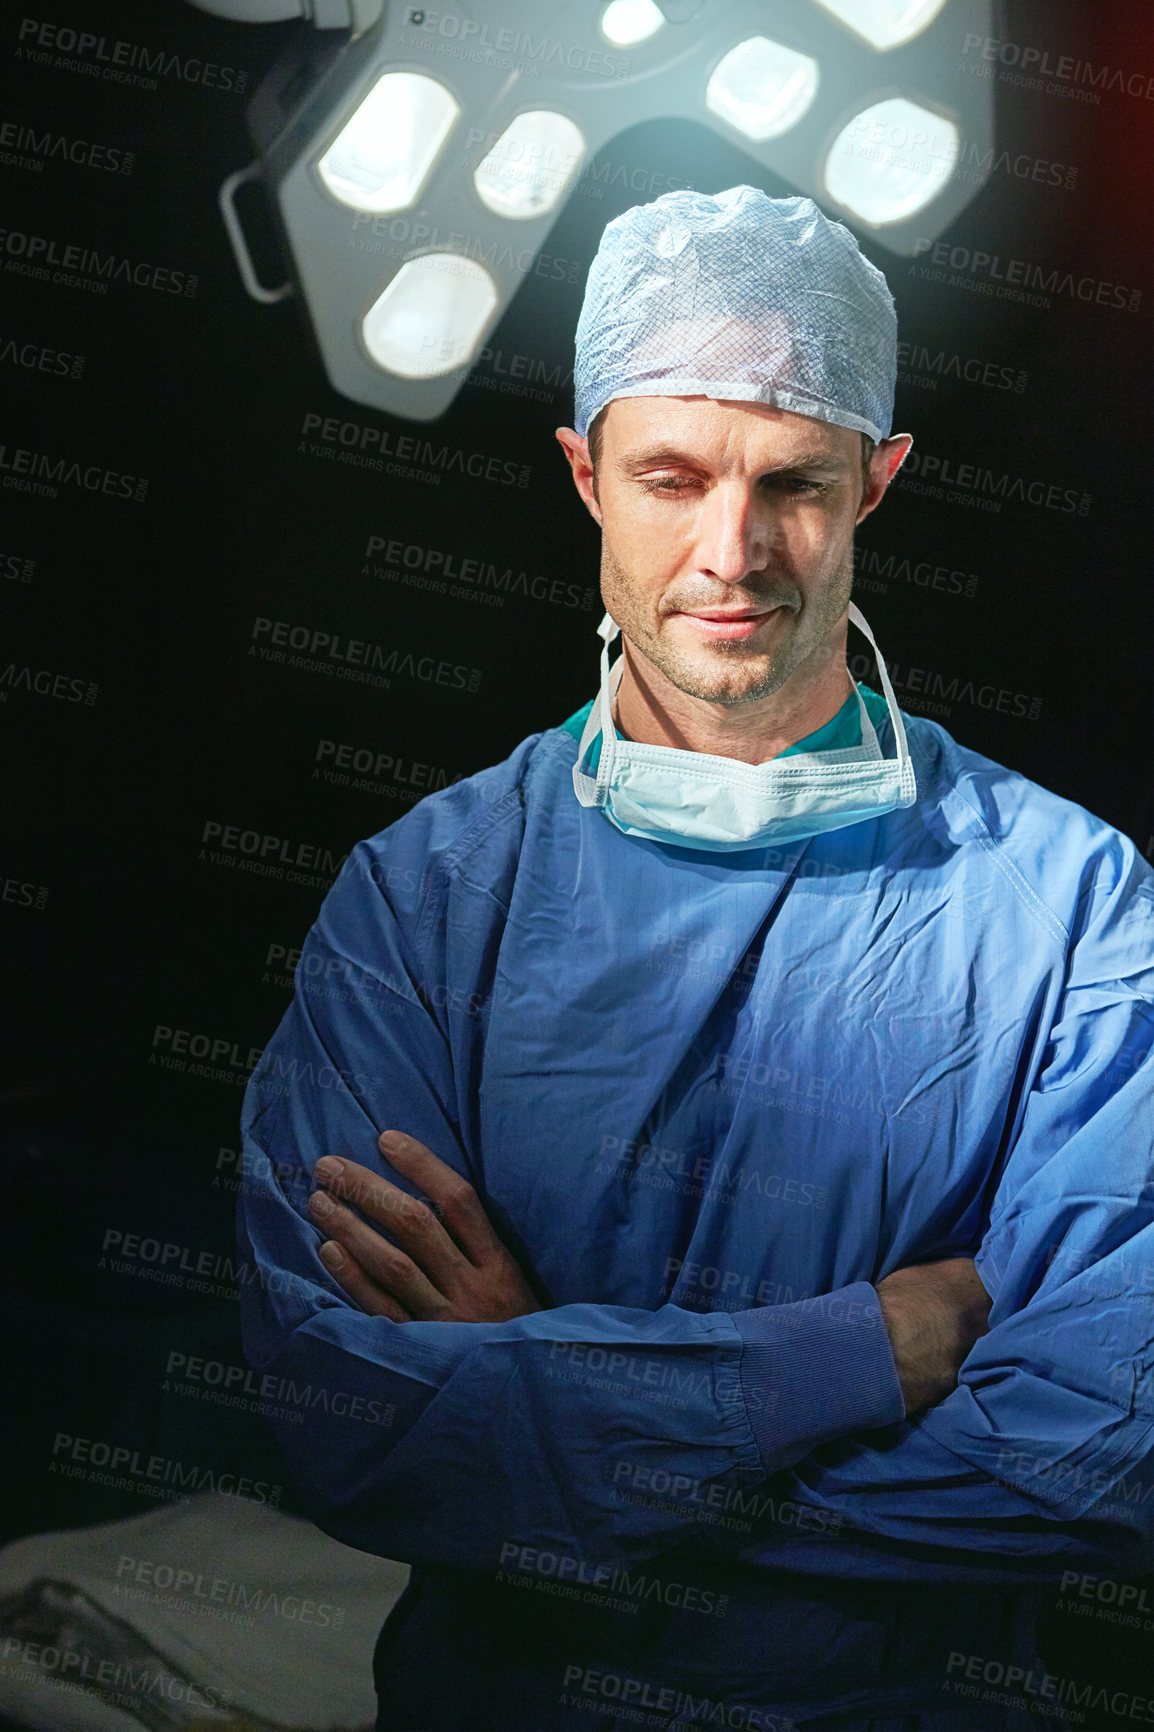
[875,1257,992,1415]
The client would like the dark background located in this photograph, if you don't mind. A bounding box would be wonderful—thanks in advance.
[1,0,1151,1714]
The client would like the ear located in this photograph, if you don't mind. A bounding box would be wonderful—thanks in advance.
[555,427,603,526]
[856,433,913,526]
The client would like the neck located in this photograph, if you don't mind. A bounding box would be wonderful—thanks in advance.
[613,622,852,765]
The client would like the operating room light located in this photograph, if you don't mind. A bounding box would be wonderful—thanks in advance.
[317,72,458,214]
[221,0,995,418]
[824,97,959,224]
[599,0,665,48]
[706,37,820,142]
[473,111,587,220]
[812,0,949,50]
[361,254,499,379]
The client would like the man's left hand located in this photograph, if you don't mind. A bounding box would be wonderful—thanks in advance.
[308,1131,541,1324]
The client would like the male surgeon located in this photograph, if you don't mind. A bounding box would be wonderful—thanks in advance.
[239,189,1154,1731]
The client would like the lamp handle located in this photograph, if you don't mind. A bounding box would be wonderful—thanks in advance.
[218,164,294,306]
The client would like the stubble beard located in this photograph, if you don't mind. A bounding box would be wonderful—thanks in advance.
[599,541,855,709]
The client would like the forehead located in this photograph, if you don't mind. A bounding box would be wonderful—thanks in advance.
[601,396,859,467]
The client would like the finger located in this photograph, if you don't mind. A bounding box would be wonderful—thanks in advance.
[315,1154,469,1288]
[309,1189,451,1319]
[316,1238,410,1322]
[378,1131,505,1267]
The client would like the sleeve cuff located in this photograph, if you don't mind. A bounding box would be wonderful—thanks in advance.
[731,1282,906,1473]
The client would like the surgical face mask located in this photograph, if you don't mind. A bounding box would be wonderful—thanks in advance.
[571,603,916,852]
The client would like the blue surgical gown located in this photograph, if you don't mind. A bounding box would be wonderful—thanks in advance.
[238,691,1154,1730]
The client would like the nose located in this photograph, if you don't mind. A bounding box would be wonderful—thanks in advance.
[693,480,773,584]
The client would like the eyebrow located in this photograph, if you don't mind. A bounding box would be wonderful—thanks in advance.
[616,445,849,475]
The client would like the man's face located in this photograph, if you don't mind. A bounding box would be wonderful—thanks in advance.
[586,397,871,709]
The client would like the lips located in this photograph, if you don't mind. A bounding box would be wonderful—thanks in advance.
[682,609,771,622]
[674,607,780,641]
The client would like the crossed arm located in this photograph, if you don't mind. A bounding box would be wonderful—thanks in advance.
[239,829,1154,1584]
[309,1133,992,1418]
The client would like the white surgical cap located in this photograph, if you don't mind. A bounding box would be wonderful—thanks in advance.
[573,185,897,443]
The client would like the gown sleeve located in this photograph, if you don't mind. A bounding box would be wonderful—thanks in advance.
[714,841,1154,1586]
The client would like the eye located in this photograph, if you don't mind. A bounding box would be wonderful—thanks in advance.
[769,475,827,495]
[639,474,700,496]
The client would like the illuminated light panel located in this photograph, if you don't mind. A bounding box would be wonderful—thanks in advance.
[600,0,665,47]
[235,0,996,419]
[824,97,959,223]
[706,36,820,142]
[813,0,949,50]
[473,111,587,220]
[361,255,499,378]
[318,72,458,214]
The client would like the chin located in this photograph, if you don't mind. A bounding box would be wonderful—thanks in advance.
[669,660,783,707]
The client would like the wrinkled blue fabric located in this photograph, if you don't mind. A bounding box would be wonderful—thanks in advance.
[238,700,1154,1729]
